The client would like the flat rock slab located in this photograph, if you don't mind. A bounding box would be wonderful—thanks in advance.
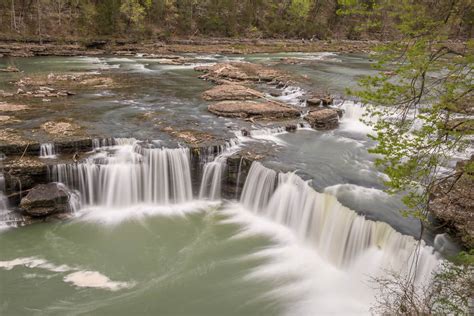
[208,101,300,119]
[0,103,29,112]
[20,183,71,217]
[196,62,284,83]
[305,108,339,130]
[202,84,263,101]
[41,121,82,137]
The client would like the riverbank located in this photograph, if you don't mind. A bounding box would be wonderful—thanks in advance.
[0,37,378,57]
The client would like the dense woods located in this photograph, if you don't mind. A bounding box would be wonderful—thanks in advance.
[1,0,472,40]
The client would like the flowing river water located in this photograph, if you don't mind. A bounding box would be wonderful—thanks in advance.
[0,53,459,315]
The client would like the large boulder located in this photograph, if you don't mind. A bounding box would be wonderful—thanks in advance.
[429,160,474,248]
[202,84,263,101]
[20,183,73,217]
[305,109,339,130]
[195,62,285,83]
[208,101,300,119]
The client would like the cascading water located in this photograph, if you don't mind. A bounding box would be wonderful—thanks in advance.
[199,139,240,200]
[240,162,440,281]
[335,100,373,135]
[39,143,57,158]
[0,173,24,229]
[49,141,193,208]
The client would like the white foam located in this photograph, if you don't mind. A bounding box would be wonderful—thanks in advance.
[0,257,134,291]
[64,271,135,291]
[221,203,373,315]
[75,201,219,225]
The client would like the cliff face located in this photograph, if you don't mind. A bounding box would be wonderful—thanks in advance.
[429,159,474,249]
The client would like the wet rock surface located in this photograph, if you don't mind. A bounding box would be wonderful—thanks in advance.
[3,158,49,196]
[208,100,300,119]
[202,84,263,101]
[305,108,340,130]
[306,95,334,106]
[41,121,82,137]
[20,183,72,217]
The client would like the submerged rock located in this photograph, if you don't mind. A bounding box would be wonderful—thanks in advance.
[202,84,263,101]
[20,183,73,217]
[41,121,82,137]
[429,159,474,248]
[305,108,339,130]
[208,100,300,119]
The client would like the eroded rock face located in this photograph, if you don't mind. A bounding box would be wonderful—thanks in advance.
[195,62,285,83]
[202,84,263,101]
[429,161,474,248]
[305,108,339,130]
[20,183,72,217]
[208,101,300,119]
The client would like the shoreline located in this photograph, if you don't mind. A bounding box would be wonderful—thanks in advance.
[0,38,378,57]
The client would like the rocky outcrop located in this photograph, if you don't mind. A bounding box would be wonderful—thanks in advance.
[0,138,93,156]
[208,100,300,119]
[195,62,285,84]
[202,84,263,101]
[306,95,334,106]
[20,183,73,217]
[3,158,49,198]
[305,108,339,130]
[429,160,474,248]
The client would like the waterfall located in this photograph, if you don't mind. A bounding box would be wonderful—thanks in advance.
[49,141,193,208]
[234,157,244,198]
[199,139,240,200]
[0,173,24,229]
[240,162,277,211]
[39,143,57,158]
[92,138,116,149]
[240,162,439,281]
[199,157,226,200]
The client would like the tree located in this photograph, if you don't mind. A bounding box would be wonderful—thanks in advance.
[338,0,473,313]
[120,0,152,30]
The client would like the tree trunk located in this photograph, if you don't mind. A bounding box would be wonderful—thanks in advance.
[11,0,17,31]
[37,0,42,44]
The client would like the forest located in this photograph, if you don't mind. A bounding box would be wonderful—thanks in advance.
[1,0,473,41]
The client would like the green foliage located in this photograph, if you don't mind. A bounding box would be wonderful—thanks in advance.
[341,0,473,219]
[120,0,147,29]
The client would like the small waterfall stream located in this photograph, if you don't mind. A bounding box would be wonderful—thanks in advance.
[39,143,57,158]
[0,173,24,229]
[199,139,240,200]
